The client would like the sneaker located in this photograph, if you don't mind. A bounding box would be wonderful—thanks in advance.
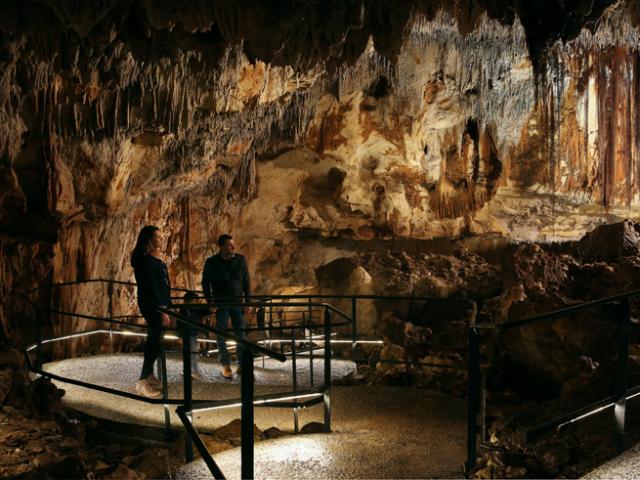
[135,380,161,398]
[147,374,162,388]
[180,371,204,381]
[222,365,233,379]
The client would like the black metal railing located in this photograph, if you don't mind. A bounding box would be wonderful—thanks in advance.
[465,290,640,473]
[18,280,363,479]
[18,279,478,478]
[160,300,351,478]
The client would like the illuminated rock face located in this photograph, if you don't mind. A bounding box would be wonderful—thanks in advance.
[2,1,640,350]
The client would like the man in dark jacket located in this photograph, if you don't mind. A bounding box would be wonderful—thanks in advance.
[201,234,251,378]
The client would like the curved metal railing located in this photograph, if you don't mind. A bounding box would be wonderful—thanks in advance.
[18,280,356,479]
[18,279,478,479]
[465,290,640,473]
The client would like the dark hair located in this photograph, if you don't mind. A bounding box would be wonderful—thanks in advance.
[217,234,233,247]
[183,290,198,300]
[131,225,159,268]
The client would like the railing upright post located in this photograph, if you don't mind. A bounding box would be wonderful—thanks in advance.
[240,347,255,480]
[158,328,171,440]
[323,307,332,433]
[308,297,314,387]
[609,299,630,452]
[351,297,357,355]
[107,282,114,354]
[291,327,299,433]
[35,307,43,370]
[291,327,298,392]
[466,327,480,475]
[182,322,194,462]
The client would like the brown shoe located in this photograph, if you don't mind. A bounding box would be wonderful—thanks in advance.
[135,380,161,398]
[222,365,233,379]
[147,374,162,388]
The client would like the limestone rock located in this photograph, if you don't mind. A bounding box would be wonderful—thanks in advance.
[300,421,325,434]
[212,418,265,446]
[101,463,143,480]
[577,220,640,261]
[120,447,172,479]
[263,426,285,439]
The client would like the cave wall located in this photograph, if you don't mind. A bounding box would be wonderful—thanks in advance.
[3,0,640,349]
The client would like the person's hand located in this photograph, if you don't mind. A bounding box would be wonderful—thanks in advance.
[243,307,252,316]
[161,312,172,327]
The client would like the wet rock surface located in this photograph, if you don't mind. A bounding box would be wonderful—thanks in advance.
[312,222,640,478]
[0,344,183,479]
[5,2,640,359]
[3,2,640,476]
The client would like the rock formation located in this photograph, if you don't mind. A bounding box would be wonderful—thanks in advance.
[2,1,640,356]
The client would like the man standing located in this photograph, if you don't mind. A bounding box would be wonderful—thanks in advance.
[202,234,251,379]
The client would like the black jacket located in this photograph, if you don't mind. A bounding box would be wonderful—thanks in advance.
[133,255,171,310]
[201,253,251,303]
[178,303,211,336]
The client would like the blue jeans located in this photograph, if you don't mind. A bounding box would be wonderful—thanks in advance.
[216,307,246,366]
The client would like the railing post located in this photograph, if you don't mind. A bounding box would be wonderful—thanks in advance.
[351,297,357,355]
[35,307,43,370]
[158,328,171,440]
[308,297,314,387]
[257,306,266,369]
[291,327,298,392]
[607,299,630,452]
[107,282,114,354]
[240,347,255,480]
[291,327,299,433]
[323,307,332,433]
[182,323,194,462]
[466,327,480,475]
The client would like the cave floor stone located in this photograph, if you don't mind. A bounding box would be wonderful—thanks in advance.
[45,353,466,479]
[582,441,640,479]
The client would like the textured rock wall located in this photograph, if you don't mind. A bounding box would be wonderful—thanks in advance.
[3,1,640,352]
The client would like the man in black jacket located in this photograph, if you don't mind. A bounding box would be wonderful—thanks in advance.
[201,234,251,378]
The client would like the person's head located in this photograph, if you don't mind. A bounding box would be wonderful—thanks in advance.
[131,225,161,267]
[218,234,235,257]
[183,291,198,301]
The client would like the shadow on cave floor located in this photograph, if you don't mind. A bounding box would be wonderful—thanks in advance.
[45,353,466,479]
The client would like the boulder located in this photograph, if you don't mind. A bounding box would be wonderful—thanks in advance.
[576,220,640,261]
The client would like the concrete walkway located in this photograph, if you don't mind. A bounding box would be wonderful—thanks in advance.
[45,354,467,479]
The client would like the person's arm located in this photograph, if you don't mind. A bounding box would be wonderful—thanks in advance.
[139,257,171,326]
[138,256,163,307]
[201,258,213,302]
[151,260,167,308]
[242,256,251,304]
[153,260,173,326]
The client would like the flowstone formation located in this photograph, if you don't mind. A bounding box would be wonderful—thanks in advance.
[2,2,640,478]
[4,2,640,351]
[321,221,640,478]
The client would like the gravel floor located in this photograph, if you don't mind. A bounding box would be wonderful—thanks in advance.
[45,352,356,429]
[582,441,640,479]
[45,353,467,479]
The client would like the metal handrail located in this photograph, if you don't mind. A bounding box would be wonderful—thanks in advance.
[20,279,351,480]
[465,290,640,474]
[173,292,476,301]
[19,278,480,479]
[475,288,640,331]
[20,277,194,294]
[166,299,337,479]
[159,307,286,362]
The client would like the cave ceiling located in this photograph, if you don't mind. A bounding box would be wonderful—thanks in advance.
[5,0,640,344]
[2,0,626,70]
